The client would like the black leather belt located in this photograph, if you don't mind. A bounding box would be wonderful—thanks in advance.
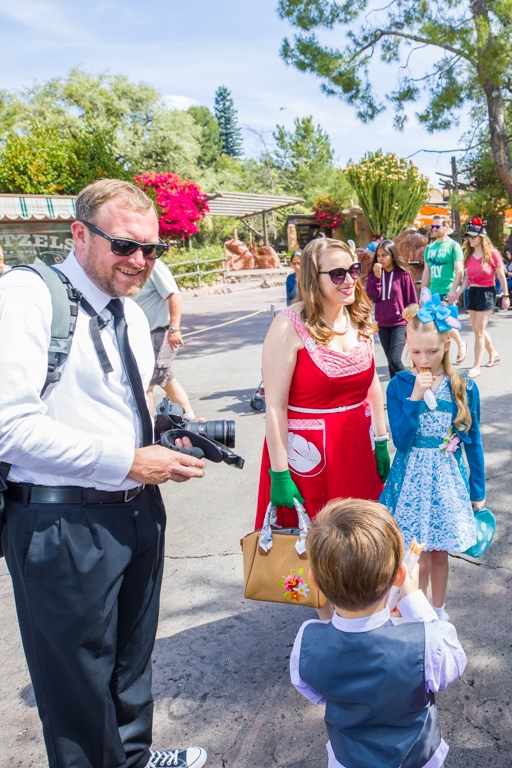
[6,482,145,505]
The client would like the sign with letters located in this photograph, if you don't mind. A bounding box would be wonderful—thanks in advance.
[0,229,73,265]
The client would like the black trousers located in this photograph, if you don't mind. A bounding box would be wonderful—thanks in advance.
[378,325,407,379]
[2,486,166,768]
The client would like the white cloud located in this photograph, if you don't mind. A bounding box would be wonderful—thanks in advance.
[0,0,74,37]
[162,94,201,111]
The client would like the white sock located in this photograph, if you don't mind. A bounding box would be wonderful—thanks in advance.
[432,604,445,614]
[183,411,196,421]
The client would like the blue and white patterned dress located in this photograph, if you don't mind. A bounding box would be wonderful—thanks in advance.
[380,377,477,552]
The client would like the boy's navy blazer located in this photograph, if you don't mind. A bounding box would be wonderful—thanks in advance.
[386,371,485,501]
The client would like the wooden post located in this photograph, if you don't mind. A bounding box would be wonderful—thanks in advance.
[262,212,268,246]
[197,255,202,288]
[233,228,238,241]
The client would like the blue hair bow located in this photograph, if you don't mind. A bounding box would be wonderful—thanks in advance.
[417,288,462,332]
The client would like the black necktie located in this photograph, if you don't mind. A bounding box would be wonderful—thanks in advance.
[107,299,153,447]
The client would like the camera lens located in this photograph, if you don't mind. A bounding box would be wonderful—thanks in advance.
[185,420,235,448]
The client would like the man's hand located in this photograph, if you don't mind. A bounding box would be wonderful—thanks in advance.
[373,263,382,278]
[168,330,184,351]
[128,441,205,485]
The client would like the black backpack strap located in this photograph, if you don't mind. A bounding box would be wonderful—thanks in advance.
[12,264,80,394]
[0,265,114,505]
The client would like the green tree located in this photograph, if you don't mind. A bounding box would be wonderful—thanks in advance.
[273,116,335,203]
[0,68,202,178]
[188,105,222,168]
[344,151,429,238]
[278,0,512,205]
[454,151,508,248]
[214,86,243,157]
[0,122,128,194]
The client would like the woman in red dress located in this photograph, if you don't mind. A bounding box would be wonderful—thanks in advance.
[256,238,390,617]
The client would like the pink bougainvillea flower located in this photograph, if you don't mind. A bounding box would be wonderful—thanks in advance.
[135,172,209,240]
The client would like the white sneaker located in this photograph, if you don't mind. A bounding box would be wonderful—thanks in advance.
[432,605,450,621]
[146,747,207,767]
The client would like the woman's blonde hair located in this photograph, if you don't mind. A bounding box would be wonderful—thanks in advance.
[463,233,495,268]
[296,237,377,345]
[402,304,471,432]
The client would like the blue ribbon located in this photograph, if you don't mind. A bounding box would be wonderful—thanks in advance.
[417,289,461,332]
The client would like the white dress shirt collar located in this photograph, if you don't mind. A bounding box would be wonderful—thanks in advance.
[57,251,122,315]
[331,605,390,633]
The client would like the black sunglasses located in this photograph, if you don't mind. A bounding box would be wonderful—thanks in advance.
[431,224,443,230]
[318,263,362,284]
[80,221,167,259]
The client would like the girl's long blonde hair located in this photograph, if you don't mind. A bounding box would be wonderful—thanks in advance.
[296,237,377,345]
[402,304,471,432]
[462,233,495,268]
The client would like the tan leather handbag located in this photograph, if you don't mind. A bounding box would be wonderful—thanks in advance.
[241,500,326,609]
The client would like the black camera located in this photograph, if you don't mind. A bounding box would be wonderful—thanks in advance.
[154,398,244,469]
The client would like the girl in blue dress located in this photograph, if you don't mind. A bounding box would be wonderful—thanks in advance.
[380,288,485,621]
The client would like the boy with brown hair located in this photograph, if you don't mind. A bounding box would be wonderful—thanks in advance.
[290,498,466,768]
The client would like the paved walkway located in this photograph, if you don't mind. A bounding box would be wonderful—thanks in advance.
[1,287,511,767]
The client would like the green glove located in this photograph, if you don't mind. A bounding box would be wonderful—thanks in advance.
[269,468,305,509]
[375,440,391,483]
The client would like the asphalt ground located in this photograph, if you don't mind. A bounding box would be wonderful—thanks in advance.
[1,285,511,768]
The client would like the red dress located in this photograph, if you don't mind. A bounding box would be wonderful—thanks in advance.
[255,309,383,529]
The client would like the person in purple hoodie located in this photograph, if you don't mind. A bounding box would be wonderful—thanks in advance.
[366,239,417,378]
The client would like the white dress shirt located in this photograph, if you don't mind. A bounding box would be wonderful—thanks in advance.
[290,590,467,768]
[0,252,155,491]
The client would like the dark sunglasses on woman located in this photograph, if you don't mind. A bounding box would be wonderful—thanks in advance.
[318,263,362,284]
[80,221,167,259]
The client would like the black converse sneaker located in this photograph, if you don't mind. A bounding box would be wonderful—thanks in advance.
[146,747,207,767]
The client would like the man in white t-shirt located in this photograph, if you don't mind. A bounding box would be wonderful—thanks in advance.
[133,258,194,419]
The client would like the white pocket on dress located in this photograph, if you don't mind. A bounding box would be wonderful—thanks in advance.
[287,419,326,477]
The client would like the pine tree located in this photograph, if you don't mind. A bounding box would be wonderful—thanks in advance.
[187,105,222,168]
[214,86,243,158]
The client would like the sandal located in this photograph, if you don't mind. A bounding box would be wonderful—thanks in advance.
[455,343,468,364]
[486,355,500,368]
[468,368,481,379]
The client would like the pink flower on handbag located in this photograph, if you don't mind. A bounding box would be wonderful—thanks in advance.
[439,427,461,456]
[279,567,311,602]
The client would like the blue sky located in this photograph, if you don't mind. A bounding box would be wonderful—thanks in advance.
[0,0,470,186]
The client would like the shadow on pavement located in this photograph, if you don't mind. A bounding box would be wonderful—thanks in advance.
[180,311,272,357]
[198,388,258,415]
[151,601,327,768]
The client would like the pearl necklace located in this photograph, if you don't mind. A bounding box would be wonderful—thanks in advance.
[321,306,350,336]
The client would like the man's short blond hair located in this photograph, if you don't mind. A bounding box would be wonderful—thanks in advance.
[75,179,156,224]
[432,214,450,227]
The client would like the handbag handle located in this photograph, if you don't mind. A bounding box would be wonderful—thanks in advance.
[259,498,312,555]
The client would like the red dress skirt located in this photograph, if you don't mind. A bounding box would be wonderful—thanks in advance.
[255,309,383,529]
